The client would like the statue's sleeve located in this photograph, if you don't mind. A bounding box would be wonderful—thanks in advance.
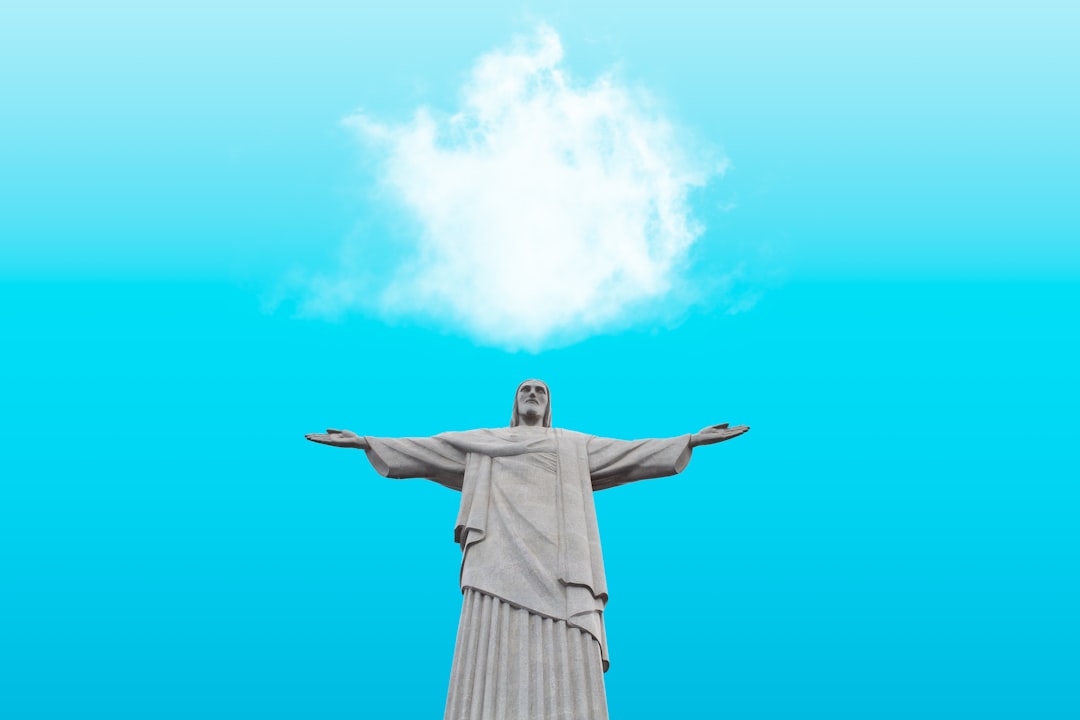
[363,435,468,491]
[587,435,693,491]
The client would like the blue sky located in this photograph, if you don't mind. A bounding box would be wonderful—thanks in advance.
[2,2,1078,718]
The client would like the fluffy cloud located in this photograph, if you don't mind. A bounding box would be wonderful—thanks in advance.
[317,24,720,350]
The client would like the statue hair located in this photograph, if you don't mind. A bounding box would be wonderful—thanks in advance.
[510,379,552,428]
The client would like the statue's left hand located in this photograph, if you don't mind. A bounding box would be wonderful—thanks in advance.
[689,423,750,447]
[305,428,369,450]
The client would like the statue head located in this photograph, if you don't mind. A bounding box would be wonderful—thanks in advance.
[510,379,552,428]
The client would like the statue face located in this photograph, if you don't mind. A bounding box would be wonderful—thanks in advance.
[516,380,549,423]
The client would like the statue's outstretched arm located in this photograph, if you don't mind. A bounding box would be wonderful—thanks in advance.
[305,428,370,450]
[689,423,750,448]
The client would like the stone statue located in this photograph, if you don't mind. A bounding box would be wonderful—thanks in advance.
[306,380,748,720]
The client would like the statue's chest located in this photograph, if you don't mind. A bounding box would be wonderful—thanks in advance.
[489,453,560,538]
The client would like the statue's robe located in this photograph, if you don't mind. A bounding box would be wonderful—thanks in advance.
[364,426,692,720]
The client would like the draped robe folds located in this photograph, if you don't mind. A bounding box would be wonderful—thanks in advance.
[364,426,693,671]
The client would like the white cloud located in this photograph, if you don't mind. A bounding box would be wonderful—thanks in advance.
[316,24,721,350]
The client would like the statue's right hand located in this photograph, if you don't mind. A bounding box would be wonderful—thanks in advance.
[305,428,368,450]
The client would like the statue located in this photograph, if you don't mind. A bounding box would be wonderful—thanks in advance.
[306,380,748,720]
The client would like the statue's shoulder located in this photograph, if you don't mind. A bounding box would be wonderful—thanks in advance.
[553,428,594,443]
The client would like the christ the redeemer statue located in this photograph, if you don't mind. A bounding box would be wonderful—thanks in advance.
[306,379,748,720]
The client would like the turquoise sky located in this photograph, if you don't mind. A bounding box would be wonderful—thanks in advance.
[2,2,1077,718]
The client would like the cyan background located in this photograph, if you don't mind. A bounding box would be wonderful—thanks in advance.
[2,2,1077,718]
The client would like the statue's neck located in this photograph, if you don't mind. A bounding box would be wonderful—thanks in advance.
[511,423,548,433]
